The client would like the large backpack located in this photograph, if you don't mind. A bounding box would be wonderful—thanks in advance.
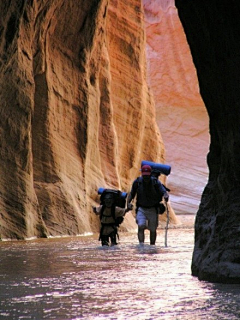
[99,188,128,226]
[135,177,166,214]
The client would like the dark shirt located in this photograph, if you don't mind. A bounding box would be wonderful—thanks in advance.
[130,176,166,207]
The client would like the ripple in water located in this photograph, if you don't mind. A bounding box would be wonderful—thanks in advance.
[0,221,240,319]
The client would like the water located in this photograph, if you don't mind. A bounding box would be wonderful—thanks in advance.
[1,217,240,320]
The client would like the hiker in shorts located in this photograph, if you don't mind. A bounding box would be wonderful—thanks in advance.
[93,193,132,246]
[127,164,169,245]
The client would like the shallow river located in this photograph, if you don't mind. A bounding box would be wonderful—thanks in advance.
[1,216,240,320]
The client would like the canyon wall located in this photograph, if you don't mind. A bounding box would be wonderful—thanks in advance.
[176,0,240,283]
[2,0,238,284]
[0,0,173,240]
[143,0,209,214]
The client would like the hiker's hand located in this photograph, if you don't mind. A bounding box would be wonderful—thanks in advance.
[127,203,133,211]
[164,193,169,202]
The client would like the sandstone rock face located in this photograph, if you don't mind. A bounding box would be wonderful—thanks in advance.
[176,0,240,283]
[0,0,175,239]
[144,0,210,214]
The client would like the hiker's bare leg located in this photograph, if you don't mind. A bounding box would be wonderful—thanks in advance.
[138,226,145,243]
[150,230,157,245]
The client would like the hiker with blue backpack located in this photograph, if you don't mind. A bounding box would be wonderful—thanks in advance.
[127,164,169,245]
[93,190,133,246]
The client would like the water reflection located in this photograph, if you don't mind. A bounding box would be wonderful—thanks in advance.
[0,222,240,319]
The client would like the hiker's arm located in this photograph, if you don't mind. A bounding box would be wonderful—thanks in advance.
[158,182,169,202]
[162,186,169,202]
[127,193,133,205]
[127,180,137,206]
[125,203,133,213]
[162,184,169,202]
[163,192,169,202]
[92,205,102,215]
[126,192,135,210]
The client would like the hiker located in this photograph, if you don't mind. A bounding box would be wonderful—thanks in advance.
[93,192,132,246]
[127,164,169,245]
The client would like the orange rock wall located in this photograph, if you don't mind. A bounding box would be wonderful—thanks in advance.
[0,0,168,239]
[143,0,210,213]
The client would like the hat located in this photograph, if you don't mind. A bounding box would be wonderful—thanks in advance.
[141,164,152,176]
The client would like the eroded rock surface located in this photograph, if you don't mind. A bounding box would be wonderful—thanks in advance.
[144,0,209,214]
[0,0,176,239]
[176,0,240,283]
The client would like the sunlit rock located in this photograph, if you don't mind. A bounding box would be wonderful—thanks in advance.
[143,0,210,214]
[0,0,178,239]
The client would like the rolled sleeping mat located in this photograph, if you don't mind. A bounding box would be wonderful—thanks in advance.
[98,188,128,208]
[141,160,171,176]
[97,188,127,198]
[98,187,106,195]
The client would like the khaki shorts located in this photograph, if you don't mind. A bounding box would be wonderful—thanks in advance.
[136,207,158,232]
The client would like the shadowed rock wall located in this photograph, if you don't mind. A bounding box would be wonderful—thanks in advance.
[176,0,240,283]
[0,0,170,239]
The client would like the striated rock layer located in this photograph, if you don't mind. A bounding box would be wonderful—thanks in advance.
[144,0,210,214]
[176,0,240,283]
[0,0,177,240]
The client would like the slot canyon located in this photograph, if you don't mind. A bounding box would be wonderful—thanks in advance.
[0,0,240,283]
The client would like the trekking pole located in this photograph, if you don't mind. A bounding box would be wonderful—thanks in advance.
[164,201,170,247]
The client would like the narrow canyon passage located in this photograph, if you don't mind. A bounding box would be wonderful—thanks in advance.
[144,0,210,214]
